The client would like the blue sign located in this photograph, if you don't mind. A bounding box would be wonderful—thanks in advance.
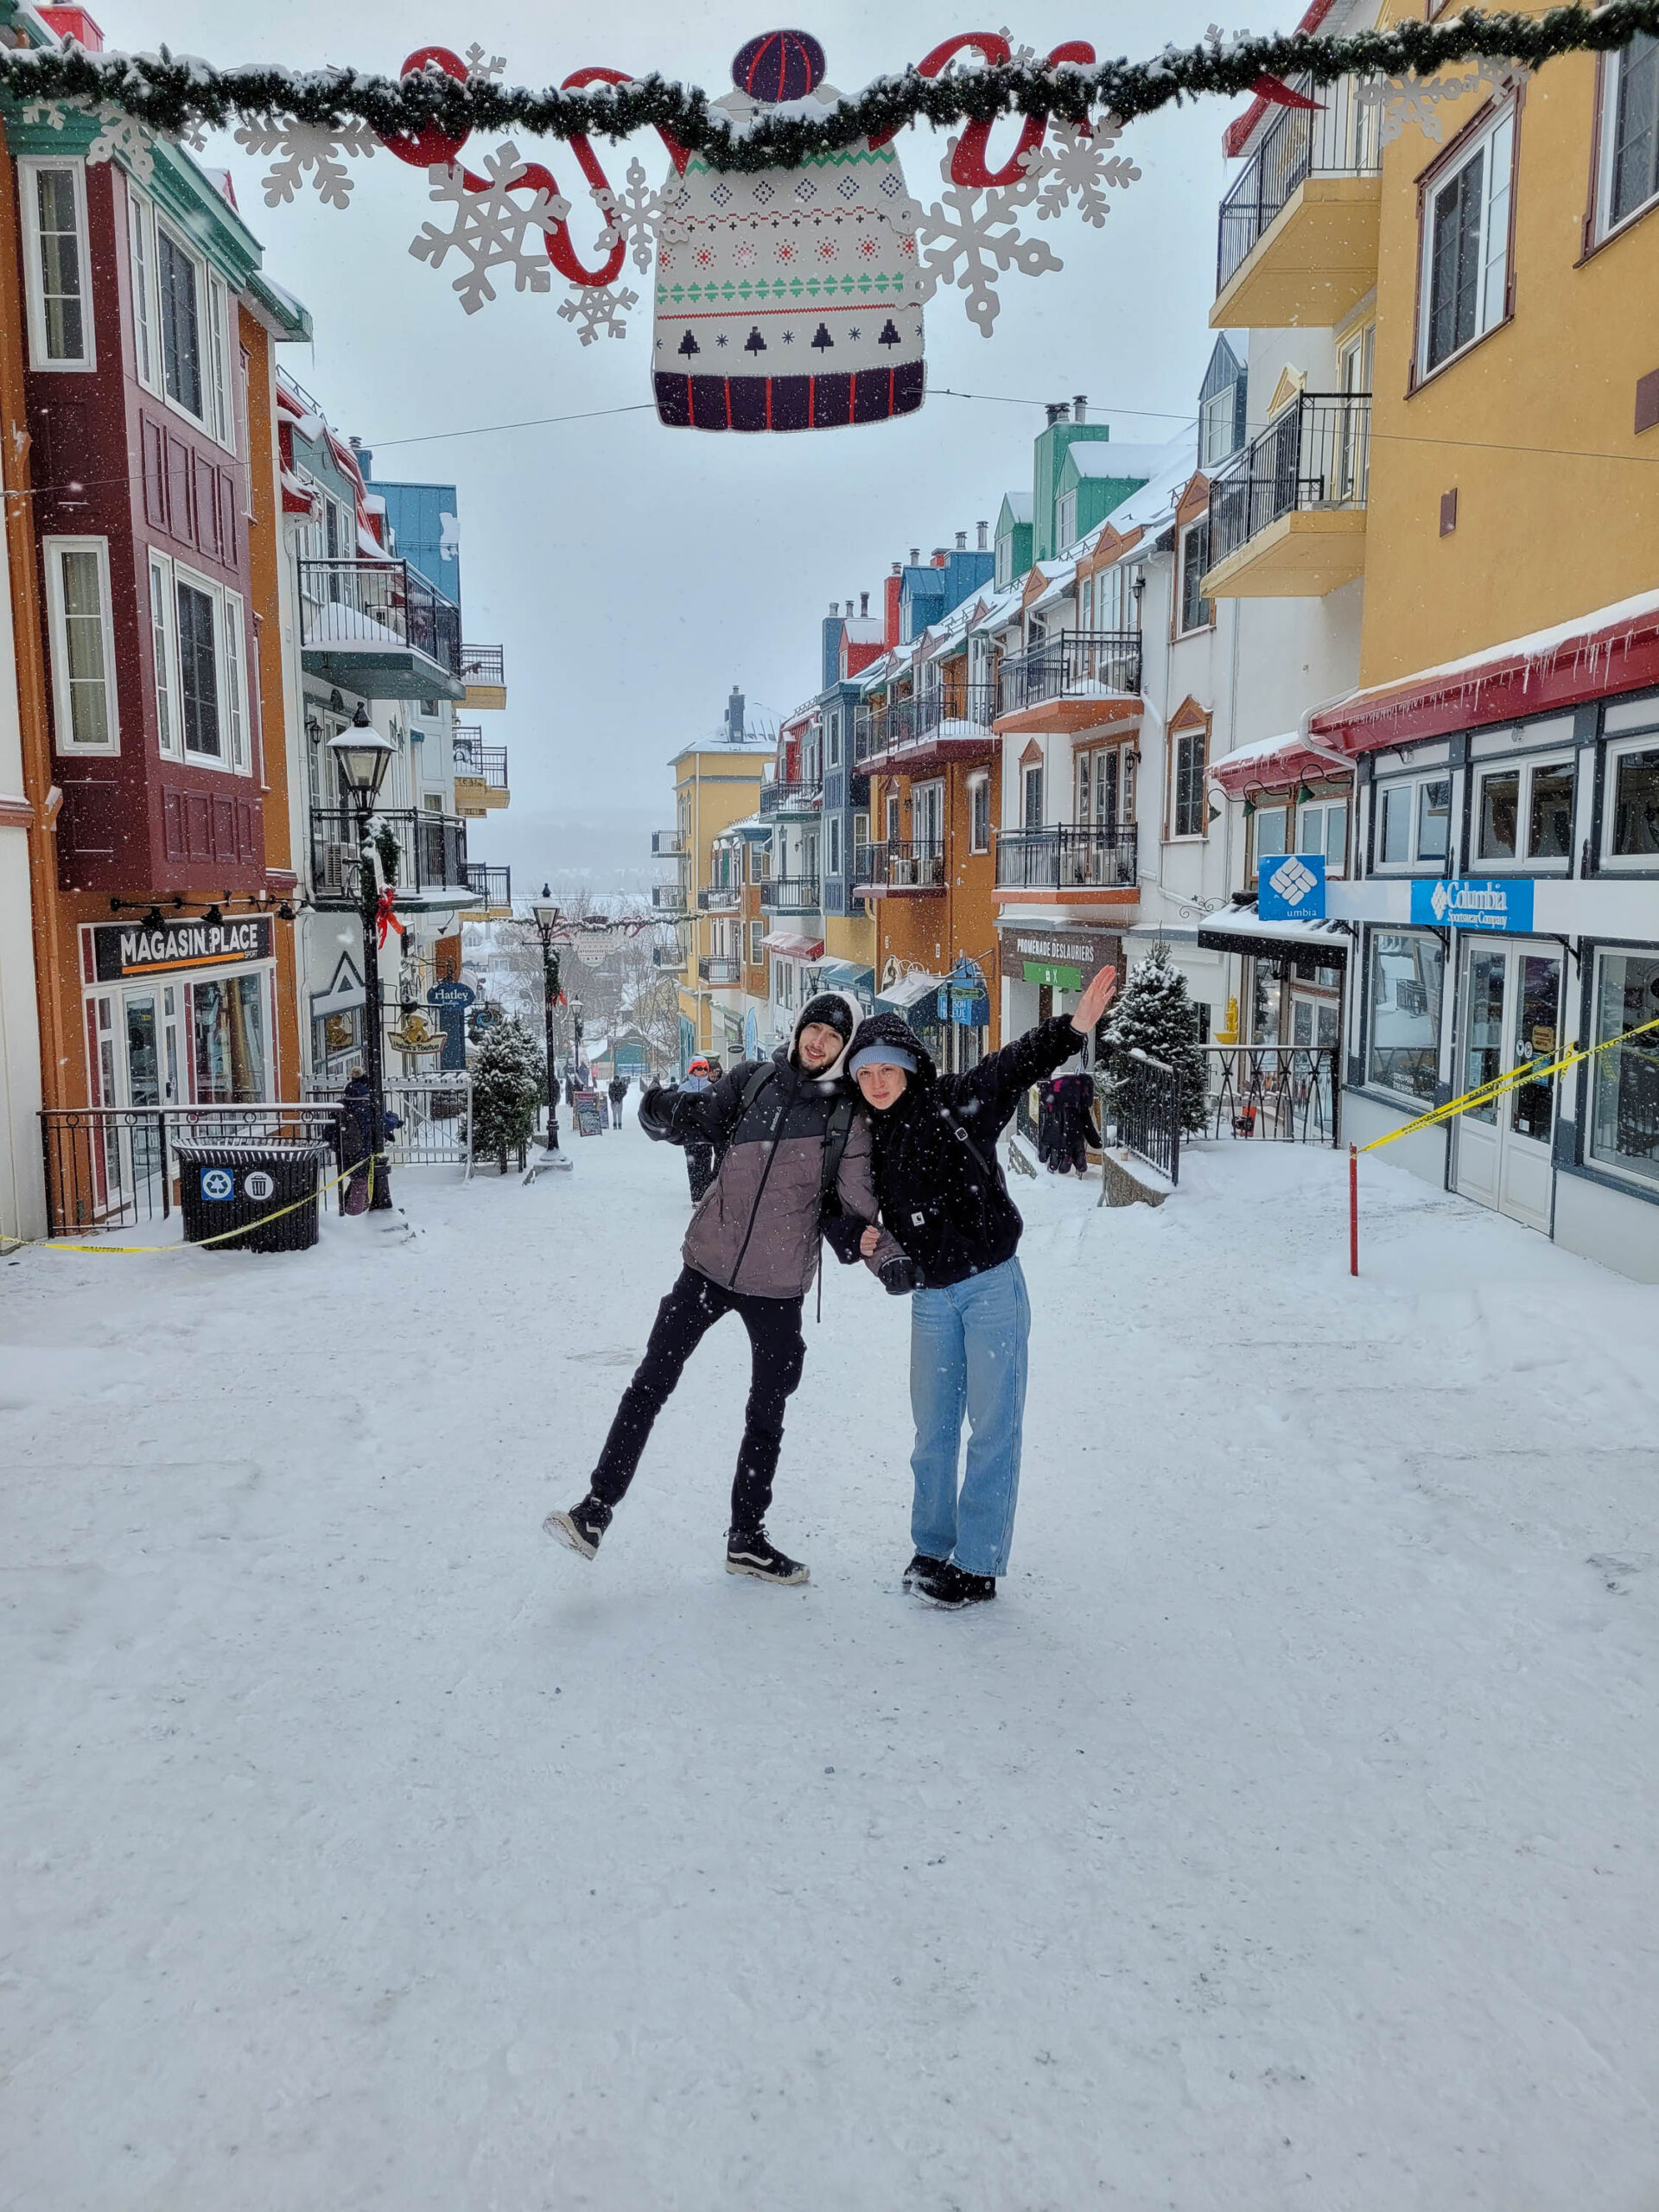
[428,982,475,1007]
[743,1007,759,1058]
[1257,852,1327,921]
[1408,877,1535,932]
[200,1167,234,1202]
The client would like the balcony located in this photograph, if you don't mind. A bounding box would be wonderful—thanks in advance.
[698,883,741,911]
[760,779,823,816]
[995,632,1143,734]
[994,823,1139,895]
[860,683,999,768]
[652,940,686,970]
[699,956,742,985]
[1212,78,1382,329]
[464,861,512,916]
[652,829,686,856]
[309,806,471,906]
[760,875,823,912]
[299,559,462,702]
[1204,392,1370,599]
[652,882,690,912]
[852,842,944,895]
[452,731,509,816]
[461,642,507,711]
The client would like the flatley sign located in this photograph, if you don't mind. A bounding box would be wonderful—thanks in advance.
[1408,879,1536,933]
[92,917,274,981]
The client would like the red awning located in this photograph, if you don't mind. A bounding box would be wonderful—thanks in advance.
[1209,732,1350,798]
[762,932,823,957]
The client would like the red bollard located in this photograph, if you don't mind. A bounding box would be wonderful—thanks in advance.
[1349,1143,1359,1277]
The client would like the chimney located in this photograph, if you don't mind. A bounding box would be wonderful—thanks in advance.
[727,686,746,742]
[39,7,105,50]
[348,434,372,480]
[931,547,947,566]
[976,520,988,550]
[1072,394,1088,423]
[844,601,854,617]
[910,548,920,567]
[860,591,869,617]
[955,531,967,551]
[891,561,902,575]
[829,601,839,615]
[1045,401,1070,426]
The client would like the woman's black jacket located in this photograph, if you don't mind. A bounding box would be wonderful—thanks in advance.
[847,1011,1085,1288]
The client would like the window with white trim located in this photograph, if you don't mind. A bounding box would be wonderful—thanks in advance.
[1374,771,1453,868]
[1178,522,1211,634]
[1253,804,1287,860]
[155,218,235,450]
[1473,753,1574,866]
[20,159,93,370]
[828,814,842,876]
[156,555,251,771]
[1598,33,1659,235]
[1603,732,1659,864]
[749,920,764,967]
[1172,727,1208,838]
[969,775,990,852]
[1297,798,1349,874]
[1365,928,1446,1103]
[1056,490,1077,550]
[149,550,180,759]
[128,187,158,391]
[1588,948,1659,1187]
[43,537,118,752]
[1419,105,1516,377]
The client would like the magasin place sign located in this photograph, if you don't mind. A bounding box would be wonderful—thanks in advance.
[92,917,273,982]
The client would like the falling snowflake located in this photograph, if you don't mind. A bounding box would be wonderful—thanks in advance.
[410,143,569,315]
[1015,118,1141,226]
[234,118,379,210]
[556,282,640,346]
[1357,60,1512,146]
[464,43,507,83]
[85,104,159,183]
[901,141,1063,336]
[593,157,685,272]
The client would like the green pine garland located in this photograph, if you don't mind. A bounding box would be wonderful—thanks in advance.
[0,3,1656,174]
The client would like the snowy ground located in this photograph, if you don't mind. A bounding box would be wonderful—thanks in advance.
[3,1116,1656,2211]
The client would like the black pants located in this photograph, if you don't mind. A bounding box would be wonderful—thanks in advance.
[590,1267,807,1531]
[685,1139,715,1201]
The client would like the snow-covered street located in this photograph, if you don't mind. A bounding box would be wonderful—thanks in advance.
[3,1124,1656,2211]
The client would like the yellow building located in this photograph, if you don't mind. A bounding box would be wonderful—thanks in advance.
[657,693,768,1068]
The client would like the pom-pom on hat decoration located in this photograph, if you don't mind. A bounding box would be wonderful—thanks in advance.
[733,29,827,105]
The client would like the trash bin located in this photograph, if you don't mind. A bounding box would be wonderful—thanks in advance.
[174,1141,331,1253]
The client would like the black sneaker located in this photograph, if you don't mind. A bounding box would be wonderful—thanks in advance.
[912,1561,996,1609]
[726,1527,810,1586]
[902,1553,947,1591]
[543,1493,612,1560]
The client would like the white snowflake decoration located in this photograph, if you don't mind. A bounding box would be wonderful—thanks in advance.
[995,30,1043,71]
[235,118,379,210]
[1357,59,1511,146]
[410,143,569,315]
[21,97,70,131]
[902,140,1063,337]
[593,157,686,273]
[85,103,159,183]
[557,282,640,346]
[464,44,507,83]
[1015,118,1141,226]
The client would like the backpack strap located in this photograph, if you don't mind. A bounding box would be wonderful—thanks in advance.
[819,1095,855,1200]
[941,1104,1006,1193]
[740,1062,777,1113]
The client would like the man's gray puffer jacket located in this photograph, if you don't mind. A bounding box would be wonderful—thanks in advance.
[639,995,902,1300]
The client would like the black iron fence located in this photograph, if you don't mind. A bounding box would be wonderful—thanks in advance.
[652,939,686,969]
[1114,1049,1182,1185]
[297,558,461,678]
[452,734,508,790]
[699,956,741,984]
[651,881,689,912]
[309,807,470,902]
[652,829,685,855]
[1208,392,1372,568]
[466,862,512,909]
[1200,1045,1340,1145]
[760,875,822,910]
[1217,75,1382,291]
[461,643,505,687]
[853,841,945,891]
[305,1077,474,1172]
[858,684,1000,757]
[997,631,1143,716]
[760,779,823,815]
[41,1103,346,1237]
[698,883,741,910]
[994,823,1138,890]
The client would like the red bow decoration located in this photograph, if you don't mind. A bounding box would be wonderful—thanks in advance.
[376,887,407,949]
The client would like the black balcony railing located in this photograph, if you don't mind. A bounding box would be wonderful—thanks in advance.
[452,734,508,790]
[298,558,461,677]
[652,940,686,969]
[652,830,687,855]
[997,632,1142,718]
[698,883,741,910]
[1217,76,1382,293]
[1208,392,1372,569]
[699,956,741,984]
[853,708,880,763]
[309,807,470,902]
[465,862,512,909]
[760,875,822,911]
[994,823,1139,890]
[859,684,1001,757]
[461,643,505,687]
[651,882,689,912]
[853,842,945,892]
[760,779,823,815]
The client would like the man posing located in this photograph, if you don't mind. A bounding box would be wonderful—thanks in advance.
[544,994,905,1585]
[846,963,1119,1609]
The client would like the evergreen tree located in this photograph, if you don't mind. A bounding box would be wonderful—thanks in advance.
[471,1015,543,1171]
[1099,943,1211,1135]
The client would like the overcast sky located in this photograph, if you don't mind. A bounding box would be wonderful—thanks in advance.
[105,0,1235,885]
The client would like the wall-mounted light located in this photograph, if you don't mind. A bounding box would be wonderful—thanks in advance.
[305,714,322,742]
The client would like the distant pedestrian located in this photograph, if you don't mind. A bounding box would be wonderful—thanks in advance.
[607,1073,627,1128]
[680,1058,716,1200]
[340,1067,402,1215]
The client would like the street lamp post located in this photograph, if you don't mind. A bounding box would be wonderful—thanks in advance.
[328,713,397,1212]
[572,996,585,1084]
[531,883,563,1153]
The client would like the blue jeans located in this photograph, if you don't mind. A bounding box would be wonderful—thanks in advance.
[908,1257,1031,1580]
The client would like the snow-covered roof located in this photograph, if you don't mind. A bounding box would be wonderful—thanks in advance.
[1000,492,1033,525]
[876,968,946,1010]
[1062,443,1173,482]
[1196,906,1352,961]
[1096,438,1201,544]
[842,618,884,645]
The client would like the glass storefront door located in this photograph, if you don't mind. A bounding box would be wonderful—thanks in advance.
[1454,940,1562,1231]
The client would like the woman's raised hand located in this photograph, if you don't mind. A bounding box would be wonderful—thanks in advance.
[1073,964,1120,1034]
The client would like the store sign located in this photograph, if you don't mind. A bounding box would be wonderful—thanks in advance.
[1409,878,1535,933]
[427,981,475,1008]
[92,917,272,982]
[1258,853,1326,922]
[1021,960,1082,990]
[1002,930,1116,995]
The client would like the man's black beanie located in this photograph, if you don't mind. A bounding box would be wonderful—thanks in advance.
[797,993,855,1044]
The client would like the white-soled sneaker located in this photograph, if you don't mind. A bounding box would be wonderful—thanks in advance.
[543,1494,611,1560]
[726,1527,810,1586]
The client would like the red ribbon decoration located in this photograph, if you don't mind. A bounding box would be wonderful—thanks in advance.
[376,887,406,950]
[1251,73,1324,111]
[901,35,1097,184]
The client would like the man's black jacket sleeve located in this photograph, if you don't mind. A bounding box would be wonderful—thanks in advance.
[937,1014,1085,1141]
[638,1061,760,1149]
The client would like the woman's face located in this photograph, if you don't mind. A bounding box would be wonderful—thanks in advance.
[855,1062,909,1112]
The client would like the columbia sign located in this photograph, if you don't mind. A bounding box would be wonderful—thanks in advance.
[1409,877,1535,933]
[1257,852,1326,922]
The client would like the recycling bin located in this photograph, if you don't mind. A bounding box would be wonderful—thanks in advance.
[174,1141,331,1254]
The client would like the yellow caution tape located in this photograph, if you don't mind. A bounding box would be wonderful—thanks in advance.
[23,1153,380,1255]
[1359,1013,1659,1152]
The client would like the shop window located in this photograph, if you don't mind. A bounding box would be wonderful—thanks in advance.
[970,777,990,852]
[191,973,270,1103]
[1179,521,1211,634]
[749,921,764,967]
[1375,772,1452,868]
[1297,798,1349,874]
[20,159,92,370]
[1172,728,1208,839]
[1366,929,1446,1102]
[1474,755,1574,864]
[1597,32,1659,236]
[1254,804,1287,860]
[1603,734,1659,863]
[1589,950,1659,1188]
[43,537,118,752]
[1419,105,1515,378]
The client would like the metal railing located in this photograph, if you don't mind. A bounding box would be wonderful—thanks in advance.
[995,823,1139,890]
[760,779,823,815]
[465,862,512,909]
[998,631,1143,717]
[452,734,508,789]
[1217,76,1382,293]
[652,829,686,856]
[860,683,1001,757]
[1200,1044,1339,1146]
[652,940,686,969]
[1208,392,1372,568]
[698,883,741,910]
[699,956,741,984]
[1111,1049,1182,1186]
[305,1077,474,1173]
[760,875,822,911]
[40,1103,346,1237]
[297,559,461,677]
[853,841,945,892]
[461,643,505,687]
[651,882,689,912]
[309,807,470,901]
